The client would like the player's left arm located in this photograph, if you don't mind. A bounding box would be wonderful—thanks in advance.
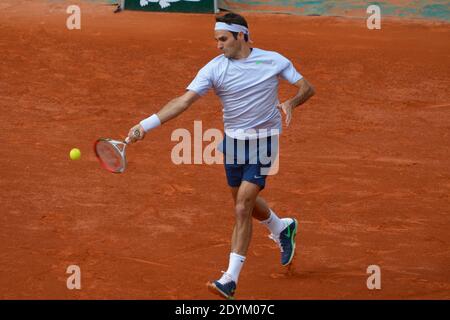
[277,78,315,126]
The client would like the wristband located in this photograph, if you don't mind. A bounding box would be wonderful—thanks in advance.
[139,114,161,132]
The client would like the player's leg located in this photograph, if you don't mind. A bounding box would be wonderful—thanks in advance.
[231,181,260,255]
[234,135,298,268]
[208,181,260,299]
[244,136,298,268]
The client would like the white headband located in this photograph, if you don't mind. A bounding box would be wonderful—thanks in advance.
[215,22,252,42]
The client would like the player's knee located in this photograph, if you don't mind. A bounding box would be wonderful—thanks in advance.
[234,201,252,220]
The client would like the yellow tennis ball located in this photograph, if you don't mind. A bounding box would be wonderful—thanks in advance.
[70,148,81,160]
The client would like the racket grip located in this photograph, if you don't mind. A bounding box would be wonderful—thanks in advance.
[125,137,131,144]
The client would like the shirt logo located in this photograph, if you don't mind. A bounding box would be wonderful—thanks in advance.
[255,60,272,65]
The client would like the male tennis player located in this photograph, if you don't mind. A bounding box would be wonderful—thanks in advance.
[127,13,315,299]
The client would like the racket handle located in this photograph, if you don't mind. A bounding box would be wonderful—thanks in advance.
[125,137,131,144]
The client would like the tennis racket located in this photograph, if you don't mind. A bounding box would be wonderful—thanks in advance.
[94,129,140,173]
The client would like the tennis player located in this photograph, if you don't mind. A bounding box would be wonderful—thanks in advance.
[127,12,315,299]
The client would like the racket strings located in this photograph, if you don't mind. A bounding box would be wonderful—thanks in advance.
[95,140,125,172]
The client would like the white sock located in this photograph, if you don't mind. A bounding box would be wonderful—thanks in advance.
[219,252,246,284]
[260,209,292,235]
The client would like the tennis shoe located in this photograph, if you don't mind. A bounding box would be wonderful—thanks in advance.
[269,218,298,266]
[207,272,236,300]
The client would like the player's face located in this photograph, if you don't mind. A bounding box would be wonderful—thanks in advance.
[214,30,240,58]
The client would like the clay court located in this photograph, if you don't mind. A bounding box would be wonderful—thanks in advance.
[0,0,449,299]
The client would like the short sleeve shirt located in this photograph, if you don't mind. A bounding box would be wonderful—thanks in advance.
[187,48,303,139]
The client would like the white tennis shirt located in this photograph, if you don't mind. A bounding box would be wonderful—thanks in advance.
[186,48,303,139]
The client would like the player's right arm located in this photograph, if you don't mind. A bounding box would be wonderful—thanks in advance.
[127,90,200,142]
[156,90,201,123]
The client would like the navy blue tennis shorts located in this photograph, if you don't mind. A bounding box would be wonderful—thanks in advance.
[218,135,278,190]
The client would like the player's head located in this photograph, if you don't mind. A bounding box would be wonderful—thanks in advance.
[214,13,250,58]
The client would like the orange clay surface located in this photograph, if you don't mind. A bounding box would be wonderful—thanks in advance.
[0,0,449,299]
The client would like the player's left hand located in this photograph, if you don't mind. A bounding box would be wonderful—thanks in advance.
[277,101,293,126]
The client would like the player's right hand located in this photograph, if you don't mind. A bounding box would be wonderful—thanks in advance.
[127,124,146,143]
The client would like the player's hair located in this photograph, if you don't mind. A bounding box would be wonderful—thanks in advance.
[215,12,249,42]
